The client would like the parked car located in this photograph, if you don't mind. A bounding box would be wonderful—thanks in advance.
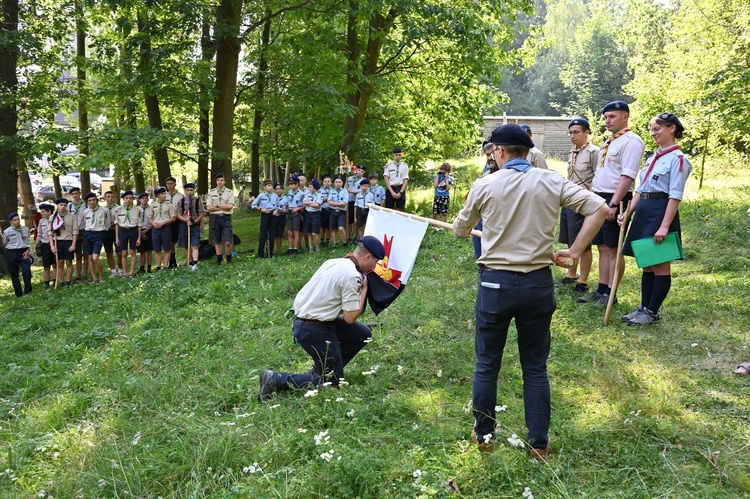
[65,172,103,192]
[34,176,81,203]
[28,170,43,186]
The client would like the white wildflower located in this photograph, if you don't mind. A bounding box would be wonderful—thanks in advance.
[412,423,419,431]
[495,405,508,412]
[38,491,46,498]
[243,462,262,474]
[314,430,330,446]
[336,397,345,402]
[437,369,442,378]
[691,342,699,347]
[322,382,333,387]
[464,401,473,414]
[346,409,355,418]
[297,428,308,433]
[397,365,404,372]
[507,434,524,447]
[131,431,142,446]
[304,389,319,398]
[269,404,280,409]
[98,479,107,488]
[412,469,423,478]
[320,450,335,462]
[522,486,534,499]
[339,380,349,386]
[483,434,492,444]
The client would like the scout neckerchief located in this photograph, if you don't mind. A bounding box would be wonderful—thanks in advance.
[344,253,364,274]
[122,204,134,224]
[569,141,591,189]
[599,128,630,168]
[106,204,118,224]
[642,144,682,185]
[157,200,167,218]
[71,200,84,212]
[502,157,532,173]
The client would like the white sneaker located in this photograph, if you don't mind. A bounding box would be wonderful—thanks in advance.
[110,269,118,277]
[189,264,197,271]
[117,269,123,276]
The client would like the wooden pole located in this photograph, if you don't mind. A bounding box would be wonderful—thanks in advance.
[604,201,628,326]
[368,204,482,238]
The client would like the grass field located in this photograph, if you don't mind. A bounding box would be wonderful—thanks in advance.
[1,157,749,497]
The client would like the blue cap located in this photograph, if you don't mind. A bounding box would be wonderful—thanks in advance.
[7,211,18,221]
[489,124,534,148]
[39,203,54,212]
[273,181,283,188]
[289,175,299,184]
[602,101,629,114]
[392,147,402,153]
[359,178,369,185]
[311,179,321,190]
[154,187,167,195]
[321,173,332,180]
[121,190,134,198]
[359,235,386,260]
[137,192,149,200]
[569,118,590,130]
[55,198,68,205]
[84,192,97,200]
[69,186,81,193]
[215,173,226,179]
[183,183,195,189]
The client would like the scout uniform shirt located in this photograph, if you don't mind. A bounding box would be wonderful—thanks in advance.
[166,190,184,211]
[592,130,644,194]
[206,187,234,215]
[177,195,206,222]
[3,224,30,249]
[568,143,600,191]
[53,211,79,241]
[346,175,361,202]
[527,147,548,169]
[355,190,374,209]
[105,203,120,230]
[636,146,692,200]
[287,188,304,211]
[384,160,409,187]
[329,187,348,211]
[275,193,289,215]
[370,184,386,205]
[304,191,323,212]
[319,186,332,210]
[138,204,152,232]
[37,217,51,244]
[68,199,87,231]
[116,203,141,228]
[292,258,363,321]
[149,199,177,225]
[84,205,111,232]
[251,192,278,212]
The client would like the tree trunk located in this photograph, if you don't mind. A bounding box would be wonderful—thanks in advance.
[17,162,36,227]
[198,15,215,195]
[138,11,171,185]
[0,0,19,223]
[340,0,361,161]
[250,14,271,196]
[53,175,61,199]
[211,0,243,189]
[75,0,90,194]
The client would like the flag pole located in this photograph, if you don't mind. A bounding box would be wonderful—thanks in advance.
[367,204,482,238]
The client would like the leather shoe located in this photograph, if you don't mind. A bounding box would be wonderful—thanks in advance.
[529,445,550,460]
[258,369,279,403]
[470,429,496,452]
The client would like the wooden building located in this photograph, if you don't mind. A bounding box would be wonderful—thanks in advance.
[482,114,575,159]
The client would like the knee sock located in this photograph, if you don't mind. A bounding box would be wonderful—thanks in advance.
[641,271,655,308]
[216,254,223,264]
[647,275,671,314]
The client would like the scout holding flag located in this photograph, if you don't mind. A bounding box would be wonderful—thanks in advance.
[51,198,78,287]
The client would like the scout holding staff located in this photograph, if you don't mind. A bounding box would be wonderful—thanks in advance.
[206,173,235,265]
[51,198,79,287]
[3,212,33,297]
[102,191,123,277]
[67,187,88,282]
[35,203,57,288]
[115,191,142,278]
[148,186,177,271]
[165,176,184,269]
[136,192,154,273]
[177,183,205,271]
[82,192,110,283]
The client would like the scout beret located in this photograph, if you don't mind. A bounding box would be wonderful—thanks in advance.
[154,186,167,195]
[602,100,629,114]
[289,175,299,183]
[519,124,532,135]
[657,112,685,137]
[489,124,535,148]
[334,175,343,181]
[55,198,68,205]
[84,192,97,200]
[121,190,134,198]
[137,192,149,199]
[569,118,590,130]
[359,235,386,260]
[7,211,18,221]
[39,203,54,212]
[321,173,332,180]
[184,182,195,189]
[273,181,283,188]
[359,178,369,185]
[311,178,321,190]
[215,173,226,179]
[392,147,402,153]
[69,186,81,193]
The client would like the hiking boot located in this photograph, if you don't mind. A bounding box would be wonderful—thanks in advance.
[555,276,577,288]
[577,291,602,303]
[626,308,660,325]
[470,429,496,452]
[259,369,280,403]
[572,282,588,294]
[621,306,643,322]
[595,293,616,307]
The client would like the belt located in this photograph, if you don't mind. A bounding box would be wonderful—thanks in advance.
[480,265,550,274]
[593,192,613,198]
[639,192,669,199]
[295,317,334,325]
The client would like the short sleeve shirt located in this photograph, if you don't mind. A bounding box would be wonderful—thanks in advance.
[592,131,645,193]
[346,176,362,202]
[568,143,600,190]
[68,200,87,230]
[384,160,409,186]
[304,191,323,212]
[292,258,363,321]
[116,204,141,228]
[55,212,79,240]
[3,225,30,249]
[84,206,111,232]
[527,148,548,169]
[206,188,235,215]
[636,148,692,201]
[149,200,177,224]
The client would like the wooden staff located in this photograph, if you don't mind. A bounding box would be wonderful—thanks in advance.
[368,204,482,238]
[53,232,59,290]
[604,200,629,326]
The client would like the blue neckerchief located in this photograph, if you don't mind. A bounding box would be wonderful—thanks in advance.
[502,158,532,173]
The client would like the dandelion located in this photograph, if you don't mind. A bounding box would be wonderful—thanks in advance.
[495,405,508,412]
[131,431,142,446]
[314,430,330,446]
[243,462,263,474]
[412,469,423,478]
[507,434,524,447]
[522,486,534,499]
[304,389,319,398]
[346,409,355,418]
[297,428,308,433]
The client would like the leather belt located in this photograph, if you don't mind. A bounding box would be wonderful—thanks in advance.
[639,192,668,199]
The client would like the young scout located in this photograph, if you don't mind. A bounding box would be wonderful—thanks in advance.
[177,183,205,271]
[83,192,110,283]
[67,187,87,282]
[297,173,311,249]
[384,147,409,211]
[353,178,374,240]
[206,173,235,265]
[115,190,141,278]
[368,172,386,207]
[346,166,364,241]
[251,179,278,258]
[51,198,78,287]
[319,174,333,247]
[2,212,33,297]
[165,176,184,268]
[136,192,154,273]
[286,176,305,255]
[102,191,122,277]
[273,182,289,256]
[302,178,323,252]
[149,186,177,271]
[327,175,348,247]
[34,203,57,288]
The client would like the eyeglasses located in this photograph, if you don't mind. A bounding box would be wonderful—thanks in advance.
[485,145,500,156]
[567,130,583,136]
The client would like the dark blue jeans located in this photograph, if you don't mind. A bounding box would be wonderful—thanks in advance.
[257,213,276,257]
[278,318,372,389]
[473,266,555,449]
[7,248,32,297]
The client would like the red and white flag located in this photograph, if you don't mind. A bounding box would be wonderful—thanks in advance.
[363,208,428,314]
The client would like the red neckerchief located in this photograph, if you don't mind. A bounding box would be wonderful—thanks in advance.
[599,128,631,168]
[643,144,681,181]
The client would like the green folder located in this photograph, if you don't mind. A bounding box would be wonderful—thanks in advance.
[630,231,684,268]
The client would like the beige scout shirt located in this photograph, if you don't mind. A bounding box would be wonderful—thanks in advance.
[68,200,86,230]
[166,190,184,210]
[527,147,548,169]
[116,203,141,229]
[206,188,235,216]
[149,200,177,224]
[2,225,30,249]
[568,143,600,190]
[139,205,152,231]
[454,167,605,272]
[37,217,51,244]
[55,212,79,241]
[177,195,205,222]
[84,206,111,232]
[384,160,409,186]
[292,258,362,322]
[591,131,644,193]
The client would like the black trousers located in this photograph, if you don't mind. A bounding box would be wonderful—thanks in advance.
[7,248,32,297]
[258,213,276,257]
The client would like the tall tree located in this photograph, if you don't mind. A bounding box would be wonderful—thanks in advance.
[0,0,19,224]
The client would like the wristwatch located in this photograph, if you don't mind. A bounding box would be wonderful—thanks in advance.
[607,201,617,208]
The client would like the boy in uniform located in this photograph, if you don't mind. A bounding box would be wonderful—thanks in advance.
[67,187,87,282]
[302,178,323,252]
[34,203,57,289]
[346,166,364,241]
[149,186,177,271]
[165,176,184,268]
[273,182,288,256]
[368,172,385,207]
[353,178,374,240]
[286,176,305,255]
[136,192,153,273]
[177,183,205,270]
[251,179,278,258]
[51,198,78,287]
[384,147,409,211]
[83,192,110,283]
[319,174,332,247]
[327,175,348,247]
[102,191,122,277]
[115,190,141,278]
[206,173,235,265]
[2,212,32,297]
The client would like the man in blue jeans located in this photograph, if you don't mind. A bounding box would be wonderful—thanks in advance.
[259,236,386,402]
[454,124,608,459]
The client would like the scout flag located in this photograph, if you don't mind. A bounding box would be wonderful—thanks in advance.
[51,213,64,232]
[363,207,428,314]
